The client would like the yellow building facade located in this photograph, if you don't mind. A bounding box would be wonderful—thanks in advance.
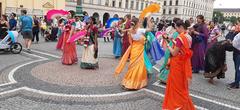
[0,0,65,16]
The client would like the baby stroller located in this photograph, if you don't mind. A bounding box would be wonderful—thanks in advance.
[0,31,22,54]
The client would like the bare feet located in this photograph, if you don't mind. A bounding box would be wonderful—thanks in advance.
[208,78,214,84]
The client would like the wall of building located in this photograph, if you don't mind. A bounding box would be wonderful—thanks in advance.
[0,0,65,16]
[65,0,163,22]
[223,12,240,18]
[162,0,214,21]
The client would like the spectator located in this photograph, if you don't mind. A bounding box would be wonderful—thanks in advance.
[32,15,40,43]
[19,10,33,52]
[9,13,17,31]
[157,20,165,31]
[0,15,9,39]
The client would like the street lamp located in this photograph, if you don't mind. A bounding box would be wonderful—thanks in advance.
[76,0,83,16]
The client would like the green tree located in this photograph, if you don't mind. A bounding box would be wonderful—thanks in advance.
[212,11,224,23]
[230,16,237,24]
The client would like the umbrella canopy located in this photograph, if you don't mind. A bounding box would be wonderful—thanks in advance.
[139,4,161,19]
[46,9,69,20]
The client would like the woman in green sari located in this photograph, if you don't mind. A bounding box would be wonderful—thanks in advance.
[159,18,180,83]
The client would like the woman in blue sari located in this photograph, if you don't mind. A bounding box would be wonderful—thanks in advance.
[113,18,124,58]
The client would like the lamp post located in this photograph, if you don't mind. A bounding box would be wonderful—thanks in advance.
[76,0,83,16]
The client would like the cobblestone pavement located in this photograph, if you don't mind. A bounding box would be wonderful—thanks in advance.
[0,37,240,110]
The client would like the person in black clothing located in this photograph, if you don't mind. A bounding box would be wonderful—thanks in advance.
[221,24,226,36]
[32,15,40,43]
[0,15,9,39]
[225,27,240,89]
[157,20,165,31]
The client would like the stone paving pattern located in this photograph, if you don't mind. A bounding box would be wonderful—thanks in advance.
[0,96,161,110]
[0,37,239,110]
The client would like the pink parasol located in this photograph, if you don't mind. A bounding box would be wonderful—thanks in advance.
[47,9,69,20]
[67,30,87,43]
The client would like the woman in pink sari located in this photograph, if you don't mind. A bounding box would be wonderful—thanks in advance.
[61,14,78,65]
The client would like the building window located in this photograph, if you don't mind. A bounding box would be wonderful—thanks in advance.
[105,0,109,6]
[145,2,148,8]
[130,0,134,9]
[141,2,144,10]
[164,1,166,6]
[186,1,188,6]
[169,9,172,15]
[125,0,129,8]
[183,9,184,15]
[183,1,185,6]
[175,0,178,6]
[169,0,172,6]
[119,0,122,7]
[175,9,178,14]
[112,0,116,7]
[136,1,139,10]
[76,0,82,5]
[90,0,93,4]
[163,9,166,14]
[98,0,101,5]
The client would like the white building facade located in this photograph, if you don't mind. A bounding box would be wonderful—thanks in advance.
[162,0,215,21]
[65,0,163,24]
[214,8,240,18]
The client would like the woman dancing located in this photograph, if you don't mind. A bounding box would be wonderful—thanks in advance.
[61,13,78,65]
[115,16,153,90]
[162,20,195,110]
[80,17,99,69]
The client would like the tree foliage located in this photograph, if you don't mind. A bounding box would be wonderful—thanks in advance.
[213,11,224,23]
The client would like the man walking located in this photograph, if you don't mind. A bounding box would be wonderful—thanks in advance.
[19,10,33,52]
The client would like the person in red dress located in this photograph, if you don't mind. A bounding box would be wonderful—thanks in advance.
[121,14,131,56]
[56,18,65,50]
[162,20,195,110]
[61,13,78,65]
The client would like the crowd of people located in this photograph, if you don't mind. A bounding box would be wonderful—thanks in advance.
[1,9,240,109]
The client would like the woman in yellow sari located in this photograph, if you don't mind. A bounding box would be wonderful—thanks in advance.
[114,17,153,90]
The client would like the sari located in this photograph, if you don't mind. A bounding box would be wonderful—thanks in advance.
[80,25,99,69]
[122,20,131,55]
[113,28,122,57]
[61,21,78,65]
[159,32,179,83]
[145,32,164,65]
[56,25,64,50]
[115,32,152,90]
[191,23,209,72]
[207,26,220,50]
[162,32,195,110]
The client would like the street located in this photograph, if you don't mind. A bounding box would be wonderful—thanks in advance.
[0,36,239,110]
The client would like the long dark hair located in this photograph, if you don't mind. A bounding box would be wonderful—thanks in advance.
[172,17,181,28]
[175,20,190,30]
[131,17,139,28]
[1,15,7,21]
[143,17,148,28]
[197,15,205,23]
[90,16,96,25]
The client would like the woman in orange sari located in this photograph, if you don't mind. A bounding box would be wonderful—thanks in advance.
[115,17,153,90]
[162,20,195,110]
